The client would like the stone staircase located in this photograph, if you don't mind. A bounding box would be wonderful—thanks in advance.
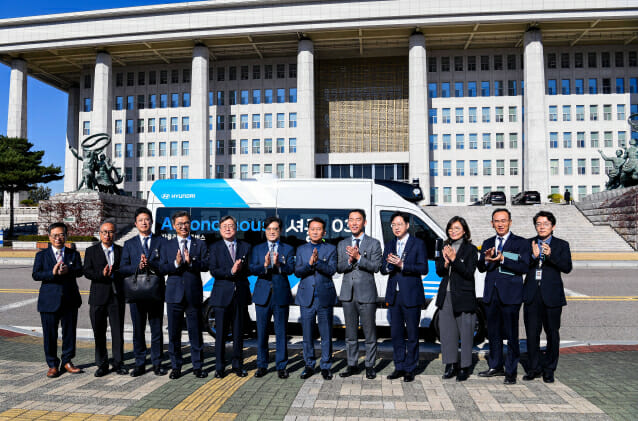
[422,203,634,252]
[115,226,139,247]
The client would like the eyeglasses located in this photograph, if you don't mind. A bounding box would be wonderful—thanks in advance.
[100,230,115,235]
[175,222,191,228]
[265,227,280,232]
[535,222,552,227]
[492,219,510,224]
[390,223,406,228]
[220,224,236,230]
[50,233,66,239]
[448,227,464,232]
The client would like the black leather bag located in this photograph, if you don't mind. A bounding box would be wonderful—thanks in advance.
[123,268,164,303]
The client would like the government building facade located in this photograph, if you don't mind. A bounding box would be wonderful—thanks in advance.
[1,1,637,204]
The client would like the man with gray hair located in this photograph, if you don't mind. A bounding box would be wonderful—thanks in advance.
[83,221,128,376]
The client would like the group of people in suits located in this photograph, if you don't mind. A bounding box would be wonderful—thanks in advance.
[434,208,572,385]
[32,206,571,385]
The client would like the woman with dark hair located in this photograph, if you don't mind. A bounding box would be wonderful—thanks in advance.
[435,216,478,381]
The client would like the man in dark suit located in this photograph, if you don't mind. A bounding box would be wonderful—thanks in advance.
[160,211,209,379]
[83,221,128,376]
[478,208,531,385]
[295,217,338,380]
[523,211,572,384]
[119,207,167,377]
[32,222,83,378]
[208,215,252,378]
[381,212,428,383]
[249,216,295,379]
[337,209,382,380]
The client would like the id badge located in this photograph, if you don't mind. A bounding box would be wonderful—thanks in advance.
[535,269,543,281]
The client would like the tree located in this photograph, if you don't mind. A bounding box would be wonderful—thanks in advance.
[0,136,63,237]
[28,185,52,204]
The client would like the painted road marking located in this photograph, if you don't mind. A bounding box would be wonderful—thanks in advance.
[0,297,38,312]
[0,288,89,295]
[564,288,588,297]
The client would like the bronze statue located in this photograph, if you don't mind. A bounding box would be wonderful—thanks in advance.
[598,114,638,190]
[69,133,122,194]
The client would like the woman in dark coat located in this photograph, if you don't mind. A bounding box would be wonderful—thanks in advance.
[435,216,478,381]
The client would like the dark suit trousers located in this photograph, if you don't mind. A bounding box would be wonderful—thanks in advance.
[214,294,245,371]
[167,298,204,370]
[389,292,421,373]
[524,288,562,375]
[40,305,78,368]
[485,292,521,375]
[300,298,334,370]
[90,293,125,368]
[255,300,289,370]
[129,301,164,367]
[342,299,377,368]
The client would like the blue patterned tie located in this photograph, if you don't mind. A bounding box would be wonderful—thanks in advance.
[497,237,504,253]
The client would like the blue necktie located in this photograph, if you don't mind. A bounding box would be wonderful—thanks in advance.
[497,237,504,253]
[354,238,361,248]
[142,237,150,256]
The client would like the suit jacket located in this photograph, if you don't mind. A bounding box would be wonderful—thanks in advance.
[294,242,337,307]
[32,245,83,313]
[119,234,163,277]
[208,239,252,307]
[337,235,382,303]
[435,240,478,313]
[83,243,124,306]
[381,236,428,307]
[478,233,531,305]
[160,237,208,306]
[523,236,572,307]
[249,241,295,306]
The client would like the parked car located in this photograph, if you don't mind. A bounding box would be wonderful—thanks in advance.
[512,190,541,205]
[480,191,507,206]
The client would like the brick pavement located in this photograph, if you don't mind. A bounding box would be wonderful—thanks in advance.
[0,330,636,420]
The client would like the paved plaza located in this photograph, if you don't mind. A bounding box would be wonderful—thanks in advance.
[0,328,636,420]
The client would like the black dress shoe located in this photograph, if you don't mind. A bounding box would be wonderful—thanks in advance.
[232,368,247,377]
[193,369,208,378]
[386,369,405,380]
[504,374,517,385]
[442,363,457,379]
[300,366,314,379]
[169,368,181,379]
[214,370,225,378]
[543,373,555,383]
[523,371,540,381]
[403,371,415,382]
[321,369,332,380]
[339,366,359,378]
[365,368,376,379]
[130,366,146,377]
[478,368,505,377]
[254,367,268,378]
[278,369,289,379]
[153,365,167,376]
[94,366,109,377]
[456,367,470,382]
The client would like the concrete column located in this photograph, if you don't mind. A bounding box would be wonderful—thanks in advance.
[191,45,209,178]
[92,52,112,139]
[7,59,27,138]
[297,39,315,178]
[64,87,80,191]
[523,28,549,194]
[408,33,429,198]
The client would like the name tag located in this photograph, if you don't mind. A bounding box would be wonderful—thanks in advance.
[535,269,543,281]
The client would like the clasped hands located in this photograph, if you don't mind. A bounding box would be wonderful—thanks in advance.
[52,261,69,275]
[386,252,403,269]
[442,245,456,268]
[264,251,279,268]
[484,247,503,263]
[532,242,551,258]
[346,245,360,264]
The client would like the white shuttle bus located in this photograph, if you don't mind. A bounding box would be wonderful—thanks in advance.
[147,178,486,343]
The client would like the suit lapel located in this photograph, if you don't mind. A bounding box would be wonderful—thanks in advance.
[402,236,414,258]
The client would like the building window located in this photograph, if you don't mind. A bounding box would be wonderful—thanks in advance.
[137,119,144,134]
[276,138,285,153]
[147,166,155,181]
[159,142,166,157]
[507,80,517,96]
[289,138,297,153]
[563,132,572,148]
[547,79,557,95]
[240,90,249,105]
[276,163,284,178]
[159,166,166,180]
[252,114,260,129]
[442,134,451,150]
[170,166,178,179]
[181,117,189,131]
[561,79,570,95]
[115,120,123,134]
[547,53,557,68]
[469,107,477,123]
[252,89,261,105]
[495,107,504,122]
[147,142,155,157]
[264,114,273,129]
[482,107,490,123]
[455,108,463,123]
[550,159,559,176]
[469,133,478,149]
[481,81,490,96]
[264,138,273,154]
[560,53,570,68]
[456,187,465,203]
[264,89,273,104]
[289,113,297,128]
[170,117,178,132]
[577,132,585,148]
[575,79,584,95]
[468,81,477,97]
[429,161,438,176]
[454,82,464,97]
[83,121,90,135]
[289,88,297,103]
[428,57,437,72]
[562,105,571,121]
[429,109,438,124]
[442,108,450,124]
[549,106,558,121]
[618,131,626,147]
[456,134,464,150]
[181,141,189,156]
[181,166,189,179]
[590,131,599,148]
[114,143,122,158]
[125,143,133,158]
[603,104,612,121]
[508,106,517,122]
[170,141,178,156]
[277,113,285,128]
[564,159,573,175]
[509,133,518,149]
[495,133,504,149]
[228,139,236,155]
[549,132,558,149]
[125,167,133,182]
[443,161,451,176]
[125,119,133,134]
[277,89,286,103]
[618,104,626,120]
[83,98,91,112]
[494,80,503,96]
[115,96,123,110]
[441,82,450,98]
[510,159,518,176]
[469,160,478,176]
[289,163,297,178]
[240,65,249,80]
[456,160,464,176]
[240,114,248,129]
[576,105,585,121]
[588,78,597,94]
[252,139,260,154]
[604,131,613,148]
[482,133,491,149]
[115,73,123,87]
[590,105,598,121]
[496,160,505,176]
[136,166,143,182]
[480,55,490,70]
[240,139,249,155]
[429,135,437,150]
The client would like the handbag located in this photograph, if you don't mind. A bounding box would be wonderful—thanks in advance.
[123,268,164,303]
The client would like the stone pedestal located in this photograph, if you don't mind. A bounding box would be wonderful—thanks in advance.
[38,191,146,237]
[576,186,638,250]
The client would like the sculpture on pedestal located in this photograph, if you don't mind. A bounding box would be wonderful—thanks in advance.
[598,114,638,189]
[70,133,123,195]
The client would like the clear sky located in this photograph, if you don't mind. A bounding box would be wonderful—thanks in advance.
[0,1,194,194]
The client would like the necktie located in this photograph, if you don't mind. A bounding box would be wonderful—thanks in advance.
[142,237,150,256]
[397,240,403,257]
[106,249,112,266]
[497,237,504,253]
[229,242,236,261]
[181,239,187,261]
[56,250,63,264]
[354,238,361,248]
[538,239,545,261]
[269,243,276,267]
